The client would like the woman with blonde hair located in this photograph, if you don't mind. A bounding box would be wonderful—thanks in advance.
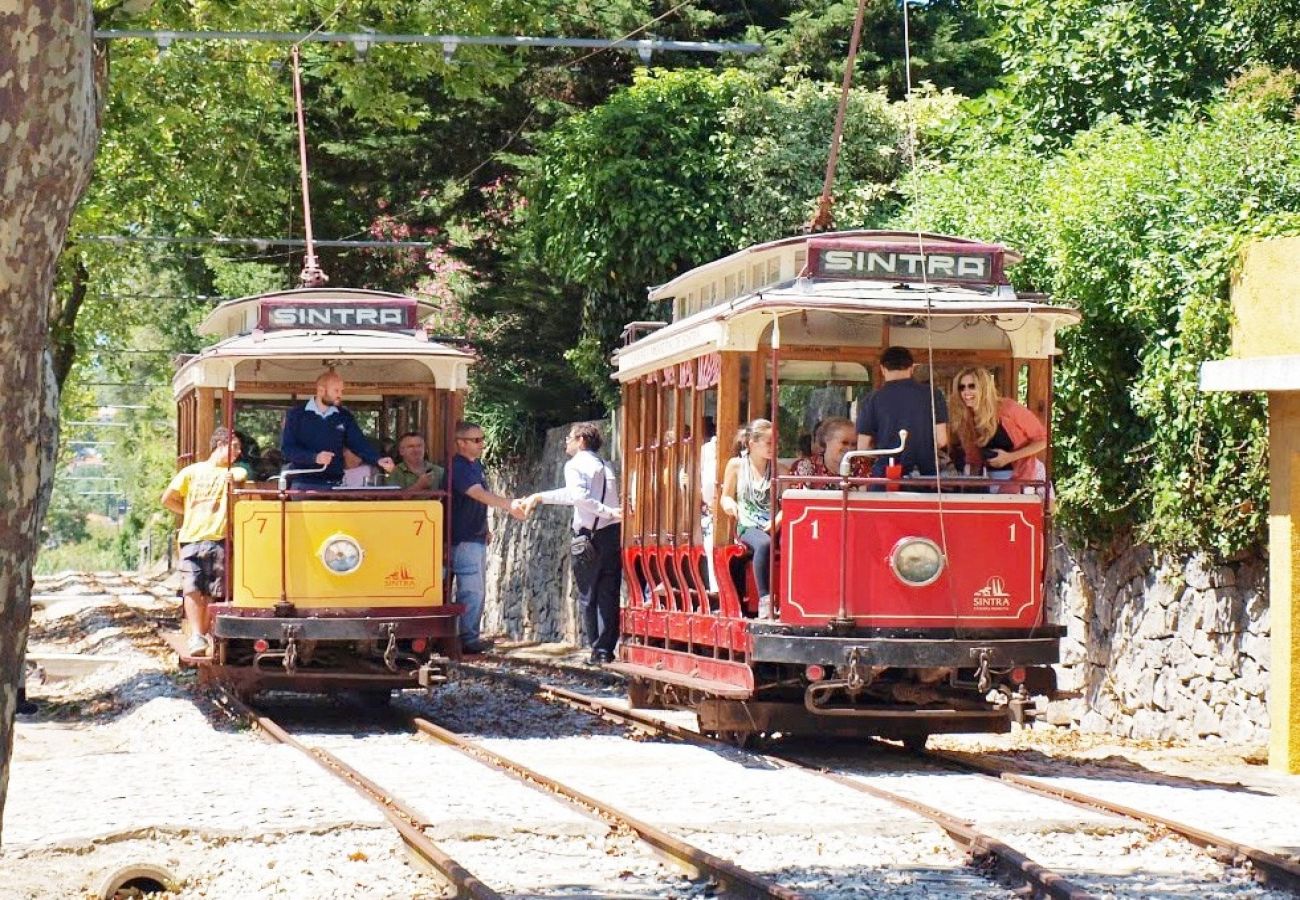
[948,367,1047,486]
[720,418,785,615]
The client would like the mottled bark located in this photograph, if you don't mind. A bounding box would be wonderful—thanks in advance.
[0,0,99,842]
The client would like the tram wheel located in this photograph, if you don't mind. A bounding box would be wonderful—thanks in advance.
[627,677,664,710]
[901,733,929,752]
[707,729,760,750]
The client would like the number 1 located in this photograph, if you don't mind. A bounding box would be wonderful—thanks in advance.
[1008,523,1016,543]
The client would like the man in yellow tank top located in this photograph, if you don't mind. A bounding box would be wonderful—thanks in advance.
[161,427,242,656]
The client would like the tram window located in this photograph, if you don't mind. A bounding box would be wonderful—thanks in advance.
[773,361,870,458]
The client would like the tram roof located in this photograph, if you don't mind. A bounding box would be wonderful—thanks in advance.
[172,328,473,396]
[617,231,1080,381]
[197,287,442,338]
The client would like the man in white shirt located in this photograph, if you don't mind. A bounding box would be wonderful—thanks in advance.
[521,422,622,665]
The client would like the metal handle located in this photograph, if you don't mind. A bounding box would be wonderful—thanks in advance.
[840,429,908,476]
[278,464,327,491]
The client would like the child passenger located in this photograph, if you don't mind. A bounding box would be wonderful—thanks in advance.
[720,419,785,617]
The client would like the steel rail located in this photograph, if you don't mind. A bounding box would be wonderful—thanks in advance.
[407,713,804,900]
[525,672,1300,899]
[918,747,1300,894]
[456,666,1099,900]
[85,577,502,900]
[223,695,502,900]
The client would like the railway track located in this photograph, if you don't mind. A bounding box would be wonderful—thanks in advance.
[31,573,799,897]
[463,656,1300,899]
[26,572,1294,898]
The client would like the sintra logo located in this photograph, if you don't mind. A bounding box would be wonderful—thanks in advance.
[972,575,1012,609]
[385,566,416,588]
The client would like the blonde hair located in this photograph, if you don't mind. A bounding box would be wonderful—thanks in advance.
[949,367,1001,451]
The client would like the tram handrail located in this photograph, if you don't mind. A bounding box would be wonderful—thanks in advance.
[839,429,908,475]
[277,464,327,491]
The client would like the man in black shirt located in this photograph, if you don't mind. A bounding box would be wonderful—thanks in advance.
[856,346,949,476]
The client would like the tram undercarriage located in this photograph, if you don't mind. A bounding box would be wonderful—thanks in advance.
[614,625,1062,747]
[190,604,460,701]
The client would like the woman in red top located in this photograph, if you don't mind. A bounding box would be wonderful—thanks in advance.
[790,417,870,485]
[947,367,1047,487]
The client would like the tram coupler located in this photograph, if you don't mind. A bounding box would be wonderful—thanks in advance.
[282,624,301,674]
[418,658,450,693]
[380,624,399,672]
[273,600,296,618]
[971,648,993,693]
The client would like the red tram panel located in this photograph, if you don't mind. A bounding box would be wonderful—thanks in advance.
[779,490,1044,629]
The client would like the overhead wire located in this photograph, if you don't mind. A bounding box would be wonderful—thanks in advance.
[899,0,960,626]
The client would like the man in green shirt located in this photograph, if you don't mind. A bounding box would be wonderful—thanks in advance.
[389,431,445,492]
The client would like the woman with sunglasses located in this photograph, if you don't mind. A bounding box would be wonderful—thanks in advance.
[948,367,1047,489]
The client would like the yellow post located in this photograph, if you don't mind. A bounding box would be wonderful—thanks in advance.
[1201,236,1300,773]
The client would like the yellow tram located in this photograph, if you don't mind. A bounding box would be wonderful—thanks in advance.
[613,230,1080,745]
[172,287,472,699]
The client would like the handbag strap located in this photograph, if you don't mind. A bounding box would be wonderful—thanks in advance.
[578,455,609,537]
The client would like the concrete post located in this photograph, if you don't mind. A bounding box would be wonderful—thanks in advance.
[1201,236,1300,773]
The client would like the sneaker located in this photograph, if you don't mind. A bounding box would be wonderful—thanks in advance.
[186,633,210,657]
[461,640,491,656]
[757,595,773,619]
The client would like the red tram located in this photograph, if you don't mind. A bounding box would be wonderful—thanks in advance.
[610,231,1079,747]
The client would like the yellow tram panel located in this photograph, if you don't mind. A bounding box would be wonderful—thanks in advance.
[232,500,443,608]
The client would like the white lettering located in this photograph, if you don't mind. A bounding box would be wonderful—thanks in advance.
[307,308,331,326]
[270,308,297,326]
[823,249,855,272]
[927,255,955,276]
[866,252,896,274]
[957,257,987,278]
[380,308,404,326]
[897,253,924,275]
[356,308,378,325]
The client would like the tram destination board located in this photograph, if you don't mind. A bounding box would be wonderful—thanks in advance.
[807,238,1006,286]
[259,298,417,331]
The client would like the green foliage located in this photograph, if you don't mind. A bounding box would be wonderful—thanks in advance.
[987,0,1243,143]
[747,0,1002,99]
[35,521,126,576]
[899,91,1300,555]
[522,69,930,401]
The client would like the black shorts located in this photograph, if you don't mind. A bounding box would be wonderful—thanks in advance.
[179,541,225,599]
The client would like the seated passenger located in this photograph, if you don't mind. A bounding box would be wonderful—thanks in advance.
[231,430,259,481]
[340,446,374,487]
[790,416,869,485]
[948,367,1047,489]
[257,447,284,481]
[720,419,785,617]
[389,431,446,493]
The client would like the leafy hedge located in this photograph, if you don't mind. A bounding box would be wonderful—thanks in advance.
[898,79,1300,555]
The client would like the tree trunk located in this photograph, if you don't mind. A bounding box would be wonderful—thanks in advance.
[0,0,99,842]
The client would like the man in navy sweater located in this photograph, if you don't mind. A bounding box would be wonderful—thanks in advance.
[281,370,394,488]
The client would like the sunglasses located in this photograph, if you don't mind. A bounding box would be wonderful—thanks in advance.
[958,382,978,390]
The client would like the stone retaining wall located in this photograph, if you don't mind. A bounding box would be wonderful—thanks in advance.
[480,421,1272,744]
[1046,543,1270,744]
